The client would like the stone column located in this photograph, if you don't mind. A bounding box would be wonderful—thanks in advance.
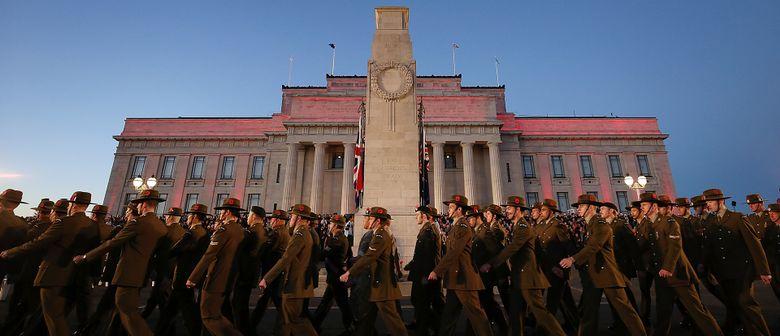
[487,142,504,205]
[461,142,476,203]
[309,142,327,213]
[341,143,356,214]
[432,142,445,211]
[281,142,299,210]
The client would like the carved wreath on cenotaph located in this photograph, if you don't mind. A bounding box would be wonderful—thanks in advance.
[369,62,414,101]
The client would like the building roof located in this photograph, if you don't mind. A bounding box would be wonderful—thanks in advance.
[115,116,287,139]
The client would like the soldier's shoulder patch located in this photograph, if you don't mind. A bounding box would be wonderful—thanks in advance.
[218,226,226,232]
[668,235,680,239]
[210,241,219,246]
[517,222,528,228]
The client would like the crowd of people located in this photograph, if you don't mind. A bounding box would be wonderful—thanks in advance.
[0,187,778,336]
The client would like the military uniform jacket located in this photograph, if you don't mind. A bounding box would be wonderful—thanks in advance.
[572,215,626,288]
[433,217,484,290]
[323,232,349,284]
[170,224,209,289]
[263,225,314,299]
[407,222,441,283]
[148,223,187,283]
[763,220,780,266]
[473,222,506,282]
[261,226,290,276]
[535,217,575,277]
[309,227,321,289]
[85,212,168,288]
[746,211,771,240]
[610,217,639,279]
[637,214,698,287]
[489,217,549,289]
[0,210,28,276]
[702,209,771,280]
[348,226,402,301]
[235,223,269,287]
[674,215,703,267]
[6,212,98,287]
[188,220,244,293]
[17,218,52,282]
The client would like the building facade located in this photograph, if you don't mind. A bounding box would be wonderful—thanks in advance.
[104,74,675,218]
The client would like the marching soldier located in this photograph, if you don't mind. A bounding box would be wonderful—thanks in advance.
[600,201,639,333]
[429,195,492,336]
[764,203,780,302]
[406,205,444,336]
[75,189,169,336]
[482,196,565,336]
[634,199,655,328]
[313,214,354,332]
[185,197,246,336]
[636,193,722,336]
[700,188,772,336]
[468,205,509,335]
[141,207,185,318]
[232,206,268,336]
[1,191,99,336]
[534,199,579,330]
[690,195,728,307]
[155,203,210,336]
[348,208,377,333]
[559,194,646,336]
[340,207,407,335]
[258,204,318,335]
[0,189,28,282]
[745,194,770,239]
[250,209,290,331]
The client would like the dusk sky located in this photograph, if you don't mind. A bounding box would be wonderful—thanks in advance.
[1,1,778,216]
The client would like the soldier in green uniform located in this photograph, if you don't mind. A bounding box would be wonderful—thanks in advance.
[689,195,728,307]
[745,194,770,239]
[481,196,565,336]
[764,203,780,302]
[185,197,245,336]
[259,204,317,336]
[313,214,354,332]
[341,207,407,335]
[406,205,444,336]
[467,205,508,335]
[481,204,512,320]
[559,194,646,336]
[600,201,639,333]
[2,191,99,336]
[700,188,772,336]
[232,206,268,336]
[141,207,185,318]
[0,189,28,283]
[348,208,378,333]
[250,209,291,331]
[532,199,579,330]
[636,193,722,336]
[155,203,210,336]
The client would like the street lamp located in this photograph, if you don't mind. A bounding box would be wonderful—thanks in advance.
[132,175,158,191]
[624,174,647,198]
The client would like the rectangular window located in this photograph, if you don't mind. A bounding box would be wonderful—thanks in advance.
[587,191,599,199]
[444,152,457,169]
[580,155,594,178]
[556,192,570,211]
[130,156,146,178]
[608,155,623,178]
[275,163,281,183]
[247,194,262,207]
[637,155,651,176]
[160,156,176,179]
[156,193,169,216]
[506,162,512,183]
[616,191,629,213]
[526,192,539,207]
[215,193,229,209]
[331,153,344,169]
[185,193,199,211]
[551,155,565,178]
[221,156,235,179]
[251,156,265,179]
[522,155,536,178]
[190,156,205,179]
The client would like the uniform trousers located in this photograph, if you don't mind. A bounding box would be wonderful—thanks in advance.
[115,286,152,336]
[200,290,242,336]
[280,295,317,336]
[578,284,646,336]
[40,287,69,336]
[439,289,492,336]
[154,287,201,335]
[410,280,444,336]
[718,277,770,336]
[358,300,408,336]
[654,283,722,336]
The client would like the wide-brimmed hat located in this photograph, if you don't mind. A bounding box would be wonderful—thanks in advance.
[330,214,346,227]
[31,198,54,213]
[414,205,436,217]
[745,194,764,205]
[531,202,543,210]
[429,206,442,219]
[250,206,266,217]
[67,191,93,205]
[443,194,469,208]
[164,207,184,216]
[571,194,600,207]
[702,189,730,201]
[638,192,664,205]
[465,205,482,218]
[53,199,69,214]
[214,197,245,211]
[185,203,209,215]
[691,195,706,207]
[540,199,561,213]
[501,196,530,210]
[267,209,290,220]
[625,200,641,211]
[483,204,504,218]
[130,189,167,203]
[768,204,780,213]
[367,206,392,220]
[600,201,619,212]
[89,204,109,215]
[0,189,27,204]
[673,198,693,208]
[657,195,673,207]
[289,204,317,220]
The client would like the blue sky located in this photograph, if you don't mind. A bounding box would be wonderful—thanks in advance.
[1,1,778,216]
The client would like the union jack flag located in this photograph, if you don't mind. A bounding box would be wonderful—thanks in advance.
[418,99,430,207]
[353,102,366,209]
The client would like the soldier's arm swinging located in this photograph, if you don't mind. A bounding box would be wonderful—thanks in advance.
[187,228,226,285]
[572,222,609,266]
[432,224,467,276]
[661,218,683,275]
[262,230,304,284]
[738,216,772,281]
[82,219,140,262]
[2,219,63,259]
[348,232,385,277]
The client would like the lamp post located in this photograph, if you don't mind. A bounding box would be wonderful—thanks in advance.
[132,175,158,191]
[624,174,647,199]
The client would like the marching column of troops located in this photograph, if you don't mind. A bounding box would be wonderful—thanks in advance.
[0,186,778,336]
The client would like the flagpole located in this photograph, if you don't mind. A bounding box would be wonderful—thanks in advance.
[330,44,336,75]
[494,57,500,86]
[451,43,457,75]
[288,56,294,86]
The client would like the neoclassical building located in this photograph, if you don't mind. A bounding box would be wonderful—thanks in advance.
[104,74,675,217]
